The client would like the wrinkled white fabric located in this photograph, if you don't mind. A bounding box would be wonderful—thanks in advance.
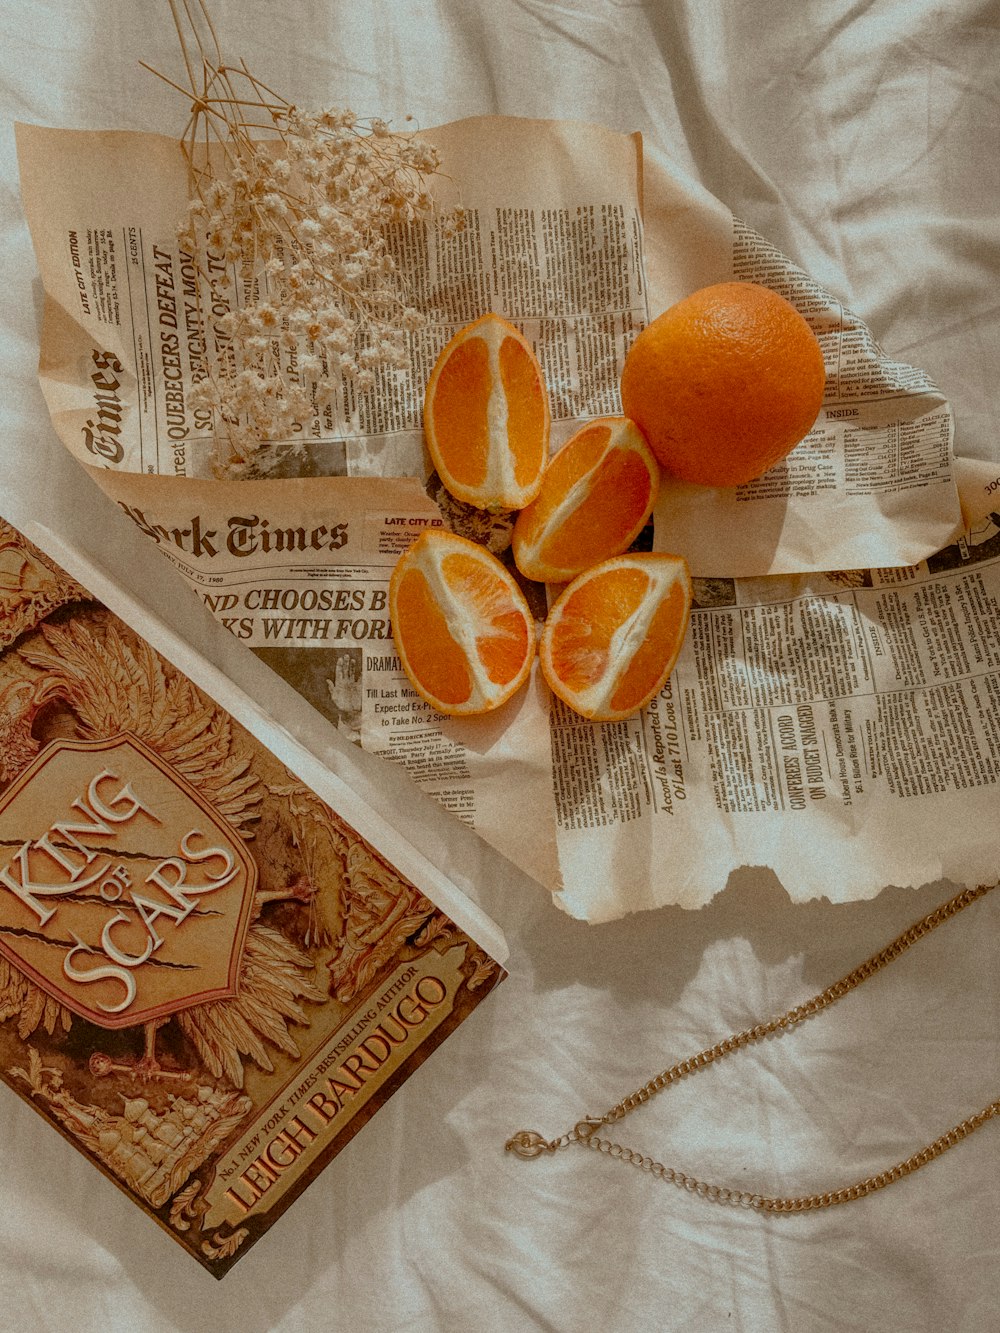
[1,2,998,1329]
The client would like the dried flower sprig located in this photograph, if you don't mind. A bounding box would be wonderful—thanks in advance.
[145,0,462,476]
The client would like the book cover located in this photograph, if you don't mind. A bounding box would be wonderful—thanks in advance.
[0,517,506,1277]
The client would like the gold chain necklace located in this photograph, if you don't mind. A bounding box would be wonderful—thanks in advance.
[506,882,999,1211]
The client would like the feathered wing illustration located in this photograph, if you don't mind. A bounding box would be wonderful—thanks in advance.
[176,923,327,1088]
[0,679,52,782]
[271,782,350,947]
[20,618,263,835]
[0,954,72,1041]
[0,616,325,1084]
[271,780,446,1001]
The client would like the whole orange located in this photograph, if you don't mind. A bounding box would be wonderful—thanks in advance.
[620,281,826,487]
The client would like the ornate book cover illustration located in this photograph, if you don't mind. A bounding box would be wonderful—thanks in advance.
[0,517,506,1277]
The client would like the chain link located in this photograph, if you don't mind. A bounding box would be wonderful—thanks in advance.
[506,882,999,1211]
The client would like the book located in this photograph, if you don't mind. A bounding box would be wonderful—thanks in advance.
[0,516,506,1277]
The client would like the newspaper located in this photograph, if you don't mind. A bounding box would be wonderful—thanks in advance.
[546,527,1000,920]
[47,470,1000,924]
[97,471,563,894]
[16,114,997,921]
[16,116,964,576]
[17,118,646,491]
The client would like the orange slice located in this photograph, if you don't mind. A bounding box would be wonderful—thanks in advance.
[539,553,692,722]
[511,417,660,583]
[389,529,536,716]
[423,313,550,510]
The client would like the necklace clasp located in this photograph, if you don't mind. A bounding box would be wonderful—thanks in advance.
[571,1116,603,1143]
[505,1130,554,1159]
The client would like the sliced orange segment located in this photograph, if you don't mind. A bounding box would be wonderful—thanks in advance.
[389,528,536,715]
[511,417,660,583]
[423,313,550,510]
[539,553,692,722]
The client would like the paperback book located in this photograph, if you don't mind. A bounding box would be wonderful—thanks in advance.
[0,516,506,1277]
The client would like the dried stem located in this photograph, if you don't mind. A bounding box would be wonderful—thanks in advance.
[146,0,462,476]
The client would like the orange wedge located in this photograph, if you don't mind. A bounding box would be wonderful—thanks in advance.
[423,313,550,511]
[511,417,660,583]
[539,553,692,722]
[389,529,536,716]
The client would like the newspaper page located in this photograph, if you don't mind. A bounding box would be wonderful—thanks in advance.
[88,471,1000,925]
[108,472,563,894]
[16,114,994,922]
[548,522,1000,921]
[17,117,646,488]
[17,115,963,577]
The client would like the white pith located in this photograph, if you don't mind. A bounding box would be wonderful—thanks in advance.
[451,319,536,508]
[482,324,514,500]
[539,466,603,538]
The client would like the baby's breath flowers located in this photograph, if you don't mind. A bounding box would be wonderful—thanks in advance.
[147,1,463,476]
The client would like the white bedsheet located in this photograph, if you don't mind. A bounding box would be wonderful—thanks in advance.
[1,2,997,1328]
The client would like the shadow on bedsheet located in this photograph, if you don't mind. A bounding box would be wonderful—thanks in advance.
[502,867,983,1008]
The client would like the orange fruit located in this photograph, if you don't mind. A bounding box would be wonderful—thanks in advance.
[389,528,535,716]
[620,281,826,487]
[511,417,660,584]
[423,312,550,510]
[539,553,692,722]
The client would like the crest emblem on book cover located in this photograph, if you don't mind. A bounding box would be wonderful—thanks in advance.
[0,733,258,1027]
